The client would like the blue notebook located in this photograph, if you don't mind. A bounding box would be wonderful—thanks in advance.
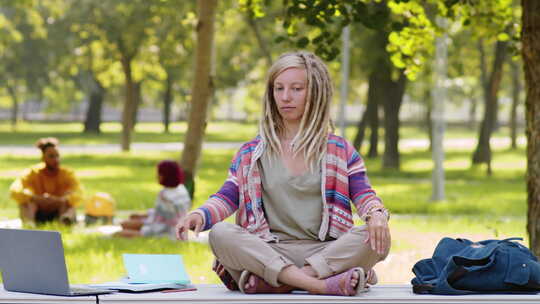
[122,254,191,285]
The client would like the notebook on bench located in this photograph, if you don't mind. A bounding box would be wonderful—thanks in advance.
[89,253,193,292]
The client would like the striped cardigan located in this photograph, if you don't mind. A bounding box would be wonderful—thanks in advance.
[193,134,387,242]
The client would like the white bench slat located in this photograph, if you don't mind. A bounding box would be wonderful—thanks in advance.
[0,287,95,304]
[2,284,540,304]
[97,284,540,304]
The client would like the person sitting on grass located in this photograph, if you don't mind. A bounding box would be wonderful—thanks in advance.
[115,160,191,238]
[176,51,390,296]
[10,137,82,225]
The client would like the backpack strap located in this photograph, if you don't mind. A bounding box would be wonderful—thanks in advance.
[412,284,435,294]
[500,237,523,242]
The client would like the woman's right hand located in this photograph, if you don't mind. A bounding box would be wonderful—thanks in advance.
[175,213,203,241]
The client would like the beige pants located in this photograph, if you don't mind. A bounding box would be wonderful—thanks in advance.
[208,222,389,287]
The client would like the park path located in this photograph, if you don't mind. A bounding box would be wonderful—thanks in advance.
[0,137,525,155]
[0,141,243,155]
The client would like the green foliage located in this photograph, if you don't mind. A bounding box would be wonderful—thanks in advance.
[386,1,435,80]
[267,0,436,78]
[447,0,516,38]
[1,0,522,123]
[1,0,199,126]
[0,0,51,101]
[263,0,518,80]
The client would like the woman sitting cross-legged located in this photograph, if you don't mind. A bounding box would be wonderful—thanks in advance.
[176,51,390,296]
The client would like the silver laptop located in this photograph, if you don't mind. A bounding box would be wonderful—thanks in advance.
[0,228,113,296]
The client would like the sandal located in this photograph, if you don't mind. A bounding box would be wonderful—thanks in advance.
[212,260,239,291]
[238,270,293,294]
[323,267,366,296]
[366,269,378,286]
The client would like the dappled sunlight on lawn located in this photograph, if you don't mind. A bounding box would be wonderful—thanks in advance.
[378,183,427,195]
[363,145,527,216]
[76,168,133,178]
[0,169,26,178]
[492,157,527,170]
[443,159,470,169]
[132,122,187,133]
[0,122,83,133]
[401,159,433,171]
[25,215,526,285]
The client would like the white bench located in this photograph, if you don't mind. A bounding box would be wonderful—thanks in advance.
[2,284,540,304]
[0,287,95,304]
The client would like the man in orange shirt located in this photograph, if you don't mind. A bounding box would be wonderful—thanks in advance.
[10,137,82,225]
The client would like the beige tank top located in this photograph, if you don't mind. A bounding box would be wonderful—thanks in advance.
[258,151,323,241]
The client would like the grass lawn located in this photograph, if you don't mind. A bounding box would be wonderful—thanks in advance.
[0,145,527,216]
[0,121,530,285]
[20,215,527,285]
[0,150,234,212]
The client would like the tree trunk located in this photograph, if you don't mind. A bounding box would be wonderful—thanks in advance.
[180,0,217,198]
[367,103,379,158]
[522,0,540,256]
[366,28,402,164]
[478,39,488,93]
[120,55,137,151]
[353,72,378,153]
[131,81,142,130]
[7,84,19,131]
[353,112,368,152]
[510,60,521,149]
[468,98,477,129]
[367,72,381,159]
[163,72,173,133]
[472,40,508,175]
[84,77,105,134]
[382,69,407,169]
[470,39,487,130]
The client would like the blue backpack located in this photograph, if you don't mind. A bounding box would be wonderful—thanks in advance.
[412,237,540,294]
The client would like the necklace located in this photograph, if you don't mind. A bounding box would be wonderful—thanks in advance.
[281,139,295,149]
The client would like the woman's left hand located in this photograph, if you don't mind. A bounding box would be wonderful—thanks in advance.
[365,211,390,256]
